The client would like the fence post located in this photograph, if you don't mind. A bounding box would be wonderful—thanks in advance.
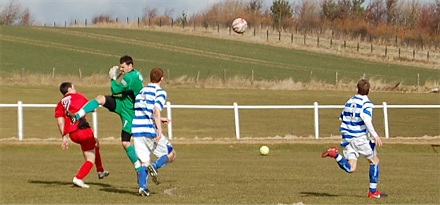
[314,102,319,139]
[18,101,23,141]
[267,30,269,42]
[417,73,420,91]
[317,36,320,47]
[382,102,389,139]
[233,102,240,140]
[92,111,98,138]
[166,101,173,140]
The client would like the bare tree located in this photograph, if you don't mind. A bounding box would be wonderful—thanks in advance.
[0,0,21,25]
[19,8,33,25]
[385,0,398,25]
[295,0,320,33]
[246,0,264,27]
[435,0,440,35]
[365,0,386,26]
[400,0,421,30]
[143,6,159,20]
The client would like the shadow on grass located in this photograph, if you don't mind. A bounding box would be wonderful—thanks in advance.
[300,191,338,197]
[100,187,160,196]
[99,187,139,196]
[28,179,156,196]
[431,144,440,153]
[300,191,364,198]
[28,179,111,188]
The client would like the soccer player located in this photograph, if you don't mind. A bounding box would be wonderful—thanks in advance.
[132,67,176,196]
[67,55,144,172]
[55,82,109,188]
[322,79,386,198]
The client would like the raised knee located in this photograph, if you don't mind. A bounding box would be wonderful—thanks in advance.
[96,95,106,104]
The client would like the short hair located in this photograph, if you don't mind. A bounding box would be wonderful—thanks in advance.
[59,82,72,95]
[150,67,163,83]
[357,79,370,95]
[120,55,133,66]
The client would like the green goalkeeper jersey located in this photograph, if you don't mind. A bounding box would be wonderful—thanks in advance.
[110,69,144,133]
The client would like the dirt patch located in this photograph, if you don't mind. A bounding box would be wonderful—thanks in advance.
[1,135,439,145]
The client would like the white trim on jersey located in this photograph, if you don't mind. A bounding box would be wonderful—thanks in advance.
[132,83,167,137]
[339,94,375,146]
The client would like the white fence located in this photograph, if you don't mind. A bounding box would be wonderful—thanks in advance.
[1,101,439,141]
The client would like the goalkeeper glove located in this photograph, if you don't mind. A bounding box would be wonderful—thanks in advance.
[108,66,121,80]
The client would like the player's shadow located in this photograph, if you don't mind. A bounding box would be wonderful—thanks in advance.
[100,187,158,196]
[300,191,338,197]
[431,144,440,153]
[28,179,155,196]
[28,179,112,188]
[99,187,138,195]
[300,191,364,198]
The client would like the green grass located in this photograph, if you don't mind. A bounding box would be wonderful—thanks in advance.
[0,85,438,140]
[0,25,439,205]
[1,26,439,86]
[0,143,439,204]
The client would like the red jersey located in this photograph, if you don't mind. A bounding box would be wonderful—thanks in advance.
[54,92,89,135]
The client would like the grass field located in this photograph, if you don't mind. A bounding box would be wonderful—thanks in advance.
[0,86,439,140]
[1,26,439,87]
[0,142,439,204]
[0,25,439,204]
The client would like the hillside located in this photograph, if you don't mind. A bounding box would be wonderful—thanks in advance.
[0,25,439,92]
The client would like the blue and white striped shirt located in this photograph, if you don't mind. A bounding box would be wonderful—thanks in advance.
[339,94,377,146]
[132,83,167,138]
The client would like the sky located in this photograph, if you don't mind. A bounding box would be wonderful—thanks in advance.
[14,0,224,24]
[12,0,436,25]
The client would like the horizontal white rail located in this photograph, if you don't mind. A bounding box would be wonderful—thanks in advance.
[1,101,439,141]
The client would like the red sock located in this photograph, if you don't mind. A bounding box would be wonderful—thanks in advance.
[75,161,93,179]
[95,147,104,173]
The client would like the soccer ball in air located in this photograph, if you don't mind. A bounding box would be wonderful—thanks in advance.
[259,146,270,156]
[232,17,248,34]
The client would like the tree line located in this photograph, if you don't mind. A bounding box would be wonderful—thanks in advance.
[1,0,439,48]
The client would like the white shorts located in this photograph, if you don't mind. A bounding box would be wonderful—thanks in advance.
[133,133,174,163]
[343,135,377,160]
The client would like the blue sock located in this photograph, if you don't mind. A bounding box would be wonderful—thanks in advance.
[153,155,169,169]
[335,154,351,173]
[369,164,380,193]
[138,166,149,189]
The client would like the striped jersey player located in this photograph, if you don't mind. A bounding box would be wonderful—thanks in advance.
[132,67,176,196]
[322,79,386,199]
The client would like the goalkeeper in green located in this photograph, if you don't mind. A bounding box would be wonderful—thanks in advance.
[67,55,144,171]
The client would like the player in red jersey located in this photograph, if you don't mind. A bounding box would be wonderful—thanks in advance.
[54,82,109,188]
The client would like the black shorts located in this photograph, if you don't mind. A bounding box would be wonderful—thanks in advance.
[103,96,116,112]
[121,130,131,142]
[105,96,132,142]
